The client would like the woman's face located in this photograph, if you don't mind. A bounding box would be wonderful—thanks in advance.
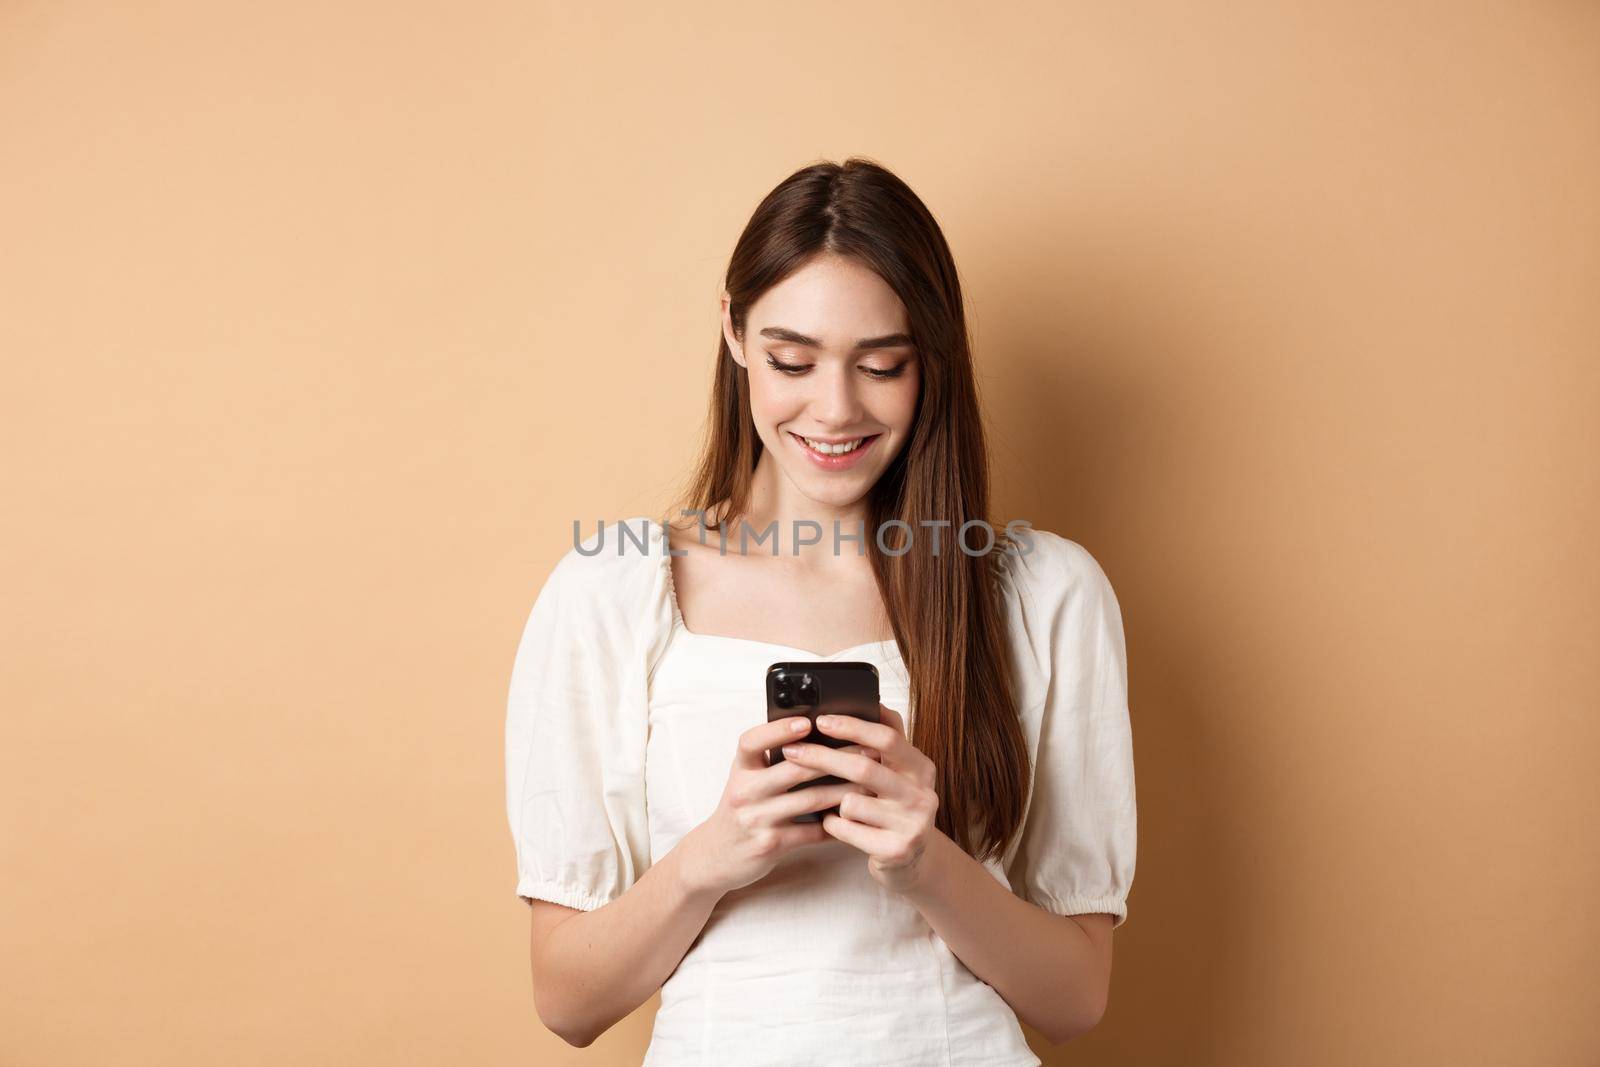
[722,253,921,511]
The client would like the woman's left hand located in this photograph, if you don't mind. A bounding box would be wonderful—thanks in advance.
[782,703,942,895]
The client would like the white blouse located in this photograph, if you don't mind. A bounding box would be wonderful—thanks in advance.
[505,516,1136,1065]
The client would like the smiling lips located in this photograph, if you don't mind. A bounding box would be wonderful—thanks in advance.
[790,431,881,470]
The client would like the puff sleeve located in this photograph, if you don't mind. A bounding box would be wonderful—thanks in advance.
[504,532,656,911]
[1002,530,1138,929]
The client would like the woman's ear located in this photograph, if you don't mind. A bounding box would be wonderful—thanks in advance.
[721,291,745,368]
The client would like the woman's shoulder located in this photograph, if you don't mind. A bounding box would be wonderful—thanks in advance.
[994,524,1118,607]
[540,515,672,616]
[555,515,669,568]
[993,525,1126,707]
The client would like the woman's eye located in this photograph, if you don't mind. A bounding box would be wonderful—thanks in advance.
[765,354,808,374]
[764,353,907,379]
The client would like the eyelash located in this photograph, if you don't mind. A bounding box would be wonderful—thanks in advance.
[765,354,907,379]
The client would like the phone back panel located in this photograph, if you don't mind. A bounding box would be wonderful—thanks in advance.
[765,661,880,822]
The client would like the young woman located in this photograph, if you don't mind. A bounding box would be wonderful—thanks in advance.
[505,157,1136,1064]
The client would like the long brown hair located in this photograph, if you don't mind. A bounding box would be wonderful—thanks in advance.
[669,156,1030,865]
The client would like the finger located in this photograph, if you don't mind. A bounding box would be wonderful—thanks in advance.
[753,781,868,824]
[781,743,903,797]
[762,748,874,794]
[858,704,933,781]
[877,703,908,737]
[760,759,833,792]
[820,810,902,854]
[738,715,816,768]
[772,820,831,851]
[831,790,901,830]
[761,731,881,775]
[814,708,904,756]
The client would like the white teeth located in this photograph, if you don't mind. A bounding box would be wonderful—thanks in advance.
[801,435,866,455]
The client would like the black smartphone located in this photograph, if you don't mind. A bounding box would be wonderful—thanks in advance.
[765,661,880,823]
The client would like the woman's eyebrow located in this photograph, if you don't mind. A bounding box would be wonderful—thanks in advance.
[758,326,915,351]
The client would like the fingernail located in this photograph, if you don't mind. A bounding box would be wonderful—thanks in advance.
[791,718,809,733]
[816,715,834,728]
[782,744,803,758]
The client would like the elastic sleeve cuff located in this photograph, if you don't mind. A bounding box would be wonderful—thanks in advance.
[1025,891,1129,930]
[516,879,616,912]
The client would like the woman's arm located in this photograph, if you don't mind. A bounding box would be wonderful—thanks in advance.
[901,830,1114,1045]
[528,827,724,1047]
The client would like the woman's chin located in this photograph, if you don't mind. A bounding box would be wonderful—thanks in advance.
[784,467,875,507]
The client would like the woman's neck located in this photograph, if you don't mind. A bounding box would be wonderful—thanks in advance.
[726,450,873,561]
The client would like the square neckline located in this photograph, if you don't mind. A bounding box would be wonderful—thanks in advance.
[660,526,901,662]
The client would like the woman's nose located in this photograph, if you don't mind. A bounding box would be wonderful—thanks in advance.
[810,365,865,427]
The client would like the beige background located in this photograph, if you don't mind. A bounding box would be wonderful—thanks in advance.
[3,2,1597,1064]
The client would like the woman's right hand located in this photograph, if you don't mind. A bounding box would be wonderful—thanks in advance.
[679,714,880,898]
